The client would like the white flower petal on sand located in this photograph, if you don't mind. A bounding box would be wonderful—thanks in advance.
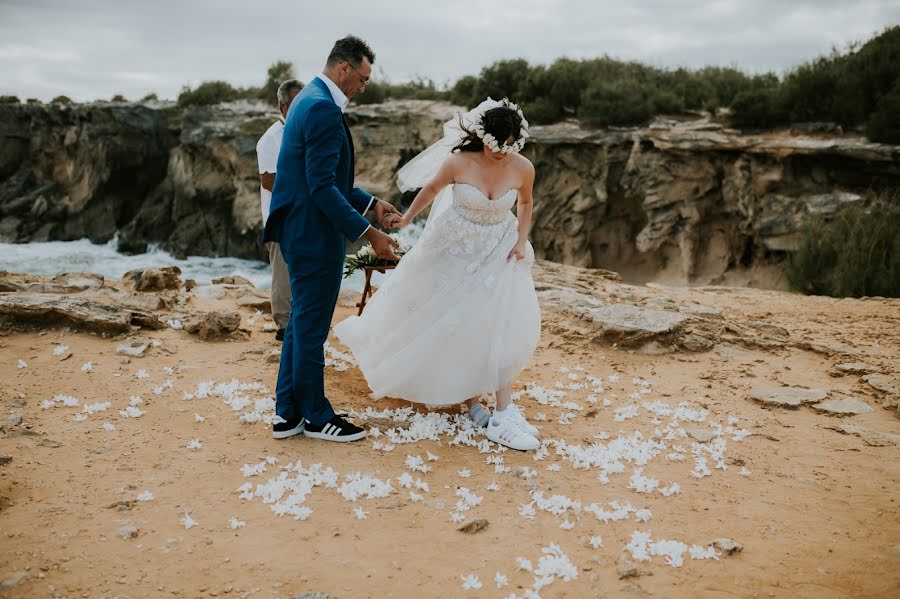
[195,414,206,423]
[17,359,27,369]
[181,513,198,529]
[515,557,533,572]
[426,452,440,462]
[80,361,93,372]
[186,439,202,450]
[129,396,143,406]
[458,468,471,478]
[229,516,246,529]
[635,508,652,522]
[52,345,69,356]
[137,491,154,502]
[102,422,116,431]
[588,535,603,549]
[83,402,111,414]
[119,406,143,418]
[461,574,482,590]
[135,369,149,380]
[494,571,509,589]
[740,466,751,477]
[353,506,368,520]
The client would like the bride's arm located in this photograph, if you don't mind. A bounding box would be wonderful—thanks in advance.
[509,160,535,261]
[396,156,457,228]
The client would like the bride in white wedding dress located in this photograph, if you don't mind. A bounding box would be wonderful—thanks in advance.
[333,98,542,450]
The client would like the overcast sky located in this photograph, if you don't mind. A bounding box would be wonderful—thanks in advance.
[1,0,897,102]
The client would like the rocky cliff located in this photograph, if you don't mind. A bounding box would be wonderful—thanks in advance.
[1,99,898,285]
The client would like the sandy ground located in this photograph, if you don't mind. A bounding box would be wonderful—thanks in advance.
[1,285,899,599]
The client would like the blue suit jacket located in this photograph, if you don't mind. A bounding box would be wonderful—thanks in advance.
[262,77,372,262]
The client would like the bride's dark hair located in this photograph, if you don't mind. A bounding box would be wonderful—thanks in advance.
[453,106,523,153]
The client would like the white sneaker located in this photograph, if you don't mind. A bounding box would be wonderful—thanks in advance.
[503,404,539,436]
[486,416,539,451]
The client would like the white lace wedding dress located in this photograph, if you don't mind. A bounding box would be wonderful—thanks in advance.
[333,183,541,407]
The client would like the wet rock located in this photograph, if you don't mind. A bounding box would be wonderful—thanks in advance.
[862,374,896,394]
[834,362,878,375]
[812,397,873,416]
[616,553,640,579]
[749,387,828,408]
[124,266,182,292]
[183,311,241,340]
[116,337,150,357]
[712,538,743,556]
[212,275,254,287]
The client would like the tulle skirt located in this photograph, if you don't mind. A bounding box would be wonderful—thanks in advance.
[333,211,541,407]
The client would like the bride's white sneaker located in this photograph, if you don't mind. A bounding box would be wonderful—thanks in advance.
[486,414,539,451]
[504,404,539,436]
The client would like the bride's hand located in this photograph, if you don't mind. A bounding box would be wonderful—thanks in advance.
[393,213,412,229]
[508,240,527,262]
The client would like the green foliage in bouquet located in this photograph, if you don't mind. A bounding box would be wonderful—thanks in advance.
[343,238,409,278]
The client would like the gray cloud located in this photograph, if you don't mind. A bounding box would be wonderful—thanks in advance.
[0,0,897,101]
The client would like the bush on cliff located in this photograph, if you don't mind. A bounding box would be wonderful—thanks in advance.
[257,61,297,105]
[786,193,900,298]
[866,79,900,144]
[0,95,20,104]
[177,81,241,107]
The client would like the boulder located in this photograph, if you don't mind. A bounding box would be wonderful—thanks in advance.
[123,266,182,292]
[0,293,163,333]
[212,275,255,287]
[183,311,241,340]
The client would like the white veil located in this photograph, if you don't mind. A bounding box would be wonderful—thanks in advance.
[395,97,505,230]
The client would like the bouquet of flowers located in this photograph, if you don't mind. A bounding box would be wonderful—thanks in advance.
[343,234,409,278]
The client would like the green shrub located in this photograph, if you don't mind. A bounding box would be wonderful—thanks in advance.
[257,61,296,105]
[786,195,900,298]
[51,95,72,104]
[141,93,158,102]
[110,94,126,102]
[865,78,900,144]
[729,89,787,128]
[0,95,20,104]
[579,79,653,126]
[450,75,477,107]
[177,80,240,107]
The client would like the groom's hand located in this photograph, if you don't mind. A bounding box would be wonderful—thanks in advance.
[374,199,401,229]
[364,227,401,261]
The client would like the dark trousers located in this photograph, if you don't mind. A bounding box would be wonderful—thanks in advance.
[274,252,343,426]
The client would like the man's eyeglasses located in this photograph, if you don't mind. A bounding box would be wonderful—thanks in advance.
[346,62,369,85]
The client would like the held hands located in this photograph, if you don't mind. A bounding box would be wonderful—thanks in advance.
[374,199,402,229]
[507,239,527,262]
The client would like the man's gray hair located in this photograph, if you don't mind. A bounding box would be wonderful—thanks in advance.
[277,79,303,104]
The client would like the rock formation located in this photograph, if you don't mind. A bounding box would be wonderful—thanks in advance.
[2,99,898,286]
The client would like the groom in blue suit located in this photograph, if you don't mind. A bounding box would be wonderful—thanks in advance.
[263,35,400,442]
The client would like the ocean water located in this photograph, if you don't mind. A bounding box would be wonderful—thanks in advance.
[0,224,424,293]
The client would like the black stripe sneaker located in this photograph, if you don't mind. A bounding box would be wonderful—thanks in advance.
[304,415,367,442]
[272,416,305,439]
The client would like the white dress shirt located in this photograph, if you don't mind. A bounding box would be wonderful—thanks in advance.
[316,74,376,234]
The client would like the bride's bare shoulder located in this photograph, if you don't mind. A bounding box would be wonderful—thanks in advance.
[511,153,535,176]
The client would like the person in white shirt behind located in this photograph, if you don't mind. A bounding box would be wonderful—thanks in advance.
[257,79,303,341]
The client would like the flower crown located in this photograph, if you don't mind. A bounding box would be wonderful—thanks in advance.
[471,98,530,154]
